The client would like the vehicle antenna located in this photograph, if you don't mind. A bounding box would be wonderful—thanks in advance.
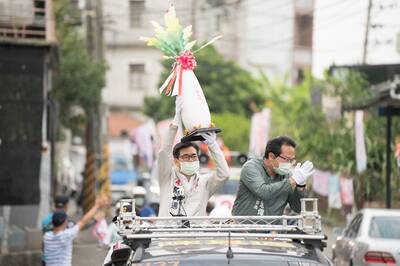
[226,231,234,263]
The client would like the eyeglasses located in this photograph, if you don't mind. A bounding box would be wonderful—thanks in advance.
[179,154,199,162]
[277,154,296,164]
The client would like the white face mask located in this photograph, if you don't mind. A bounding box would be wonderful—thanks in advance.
[273,162,292,176]
[180,161,200,176]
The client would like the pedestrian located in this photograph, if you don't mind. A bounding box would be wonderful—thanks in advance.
[157,102,230,217]
[132,186,156,217]
[232,136,314,216]
[43,196,107,266]
[42,195,72,233]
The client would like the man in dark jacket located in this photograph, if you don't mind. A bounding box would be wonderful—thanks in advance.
[232,136,314,216]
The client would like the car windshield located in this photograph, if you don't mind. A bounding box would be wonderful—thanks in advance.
[369,216,400,239]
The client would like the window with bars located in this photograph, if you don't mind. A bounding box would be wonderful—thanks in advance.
[129,64,146,91]
[129,0,145,28]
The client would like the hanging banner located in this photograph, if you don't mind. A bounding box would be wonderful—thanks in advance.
[328,174,342,209]
[312,169,329,196]
[132,120,158,169]
[249,108,271,157]
[355,110,367,173]
[340,177,354,206]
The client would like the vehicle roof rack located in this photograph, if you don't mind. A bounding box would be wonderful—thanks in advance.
[116,198,323,240]
[112,198,326,263]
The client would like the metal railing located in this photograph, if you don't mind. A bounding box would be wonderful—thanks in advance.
[116,198,323,241]
[0,0,55,42]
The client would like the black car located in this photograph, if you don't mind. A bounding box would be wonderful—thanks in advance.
[105,237,332,266]
[104,198,332,266]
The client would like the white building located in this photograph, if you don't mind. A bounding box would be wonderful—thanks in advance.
[198,0,314,84]
[102,0,314,113]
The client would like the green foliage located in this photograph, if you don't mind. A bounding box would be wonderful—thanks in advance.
[262,69,399,207]
[52,0,107,135]
[212,112,250,152]
[143,45,265,120]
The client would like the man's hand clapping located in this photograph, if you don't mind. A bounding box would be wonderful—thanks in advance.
[291,160,315,186]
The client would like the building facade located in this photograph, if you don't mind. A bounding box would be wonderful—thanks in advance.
[102,0,314,112]
[0,0,56,235]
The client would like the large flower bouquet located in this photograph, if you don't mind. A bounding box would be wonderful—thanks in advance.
[140,6,221,135]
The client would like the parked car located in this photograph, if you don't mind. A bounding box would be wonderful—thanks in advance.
[332,208,400,266]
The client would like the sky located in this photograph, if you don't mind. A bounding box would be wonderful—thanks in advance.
[313,0,400,78]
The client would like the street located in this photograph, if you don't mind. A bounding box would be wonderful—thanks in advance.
[2,0,400,265]
[73,244,108,266]
[72,226,108,266]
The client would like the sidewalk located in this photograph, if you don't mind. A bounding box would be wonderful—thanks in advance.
[72,227,108,266]
[0,227,108,266]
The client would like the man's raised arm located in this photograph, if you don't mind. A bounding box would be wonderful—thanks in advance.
[201,133,230,195]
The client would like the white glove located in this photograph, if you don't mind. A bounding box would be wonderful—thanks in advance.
[291,161,315,185]
[200,132,217,147]
[172,97,183,126]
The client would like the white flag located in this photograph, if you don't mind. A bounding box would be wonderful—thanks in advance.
[249,109,271,157]
[355,110,367,173]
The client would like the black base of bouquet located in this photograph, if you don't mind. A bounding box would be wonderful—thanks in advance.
[180,127,222,142]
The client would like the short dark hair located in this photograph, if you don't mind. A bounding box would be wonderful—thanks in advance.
[52,211,67,227]
[264,136,296,159]
[173,142,199,159]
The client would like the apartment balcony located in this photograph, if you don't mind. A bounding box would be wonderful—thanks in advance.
[0,0,56,45]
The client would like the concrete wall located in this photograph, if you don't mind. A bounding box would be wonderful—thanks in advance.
[245,0,295,79]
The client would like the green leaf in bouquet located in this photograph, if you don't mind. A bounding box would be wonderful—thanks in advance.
[157,39,178,56]
[182,25,192,44]
[193,35,223,53]
[165,30,184,54]
[184,40,197,51]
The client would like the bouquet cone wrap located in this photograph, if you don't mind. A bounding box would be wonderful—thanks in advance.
[141,5,221,137]
[160,64,211,132]
[179,70,211,131]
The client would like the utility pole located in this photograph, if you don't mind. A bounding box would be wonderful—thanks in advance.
[191,0,197,39]
[82,0,104,212]
[362,0,373,64]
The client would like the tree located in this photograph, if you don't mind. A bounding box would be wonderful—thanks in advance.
[143,45,266,121]
[261,69,399,207]
[212,112,250,152]
[52,0,107,137]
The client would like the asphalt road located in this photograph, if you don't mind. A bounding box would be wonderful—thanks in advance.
[73,243,108,266]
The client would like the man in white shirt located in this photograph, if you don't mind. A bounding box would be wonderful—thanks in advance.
[157,107,230,217]
[43,197,106,266]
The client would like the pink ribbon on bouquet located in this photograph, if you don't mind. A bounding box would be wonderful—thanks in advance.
[160,50,197,97]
